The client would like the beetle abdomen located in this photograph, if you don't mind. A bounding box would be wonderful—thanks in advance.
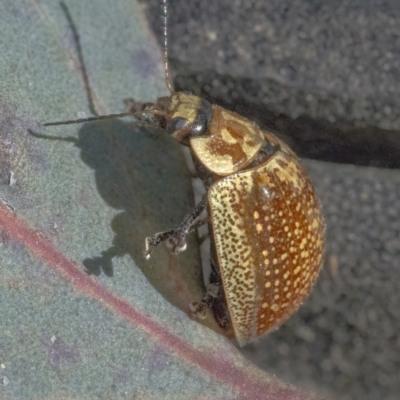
[208,151,324,346]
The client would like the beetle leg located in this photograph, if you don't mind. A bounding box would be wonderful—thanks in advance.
[189,282,221,319]
[144,228,175,260]
[122,98,167,126]
[144,196,208,259]
[186,216,210,234]
[123,98,155,114]
[189,258,231,332]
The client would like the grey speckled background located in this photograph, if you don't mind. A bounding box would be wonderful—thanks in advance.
[139,1,400,399]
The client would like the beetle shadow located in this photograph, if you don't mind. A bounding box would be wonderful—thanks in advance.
[73,119,205,312]
[30,117,205,312]
[30,116,209,320]
[75,120,169,274]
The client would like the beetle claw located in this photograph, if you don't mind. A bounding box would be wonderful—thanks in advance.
[144,229,188,259]
[144,237,154,260]
[166,232,187,254]
[189,283,221,320]
[189,301,207,320]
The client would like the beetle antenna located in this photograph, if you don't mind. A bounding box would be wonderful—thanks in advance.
[162,0,174,93]
[42,110,156,127]
[43,2,174,128]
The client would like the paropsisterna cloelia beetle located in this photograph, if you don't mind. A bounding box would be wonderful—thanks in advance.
[44,0,325,346]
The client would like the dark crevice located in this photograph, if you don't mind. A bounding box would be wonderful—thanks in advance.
[171,60,400,169]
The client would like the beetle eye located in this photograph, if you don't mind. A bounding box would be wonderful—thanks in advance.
[166,117,187,134]
[166,113,209,138]
[189,113,208,136]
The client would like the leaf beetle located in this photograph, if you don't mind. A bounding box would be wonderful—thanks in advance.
[142,0,325,346]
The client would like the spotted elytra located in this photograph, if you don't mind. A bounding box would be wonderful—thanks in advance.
[44,0,325,346]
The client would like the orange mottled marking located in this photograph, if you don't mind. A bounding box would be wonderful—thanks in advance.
[208,151,324,346]
[191,106,264,176]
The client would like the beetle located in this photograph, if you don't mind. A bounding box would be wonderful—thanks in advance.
[142,86,325,346]
[141,0,325,346]
[44,0,325,346]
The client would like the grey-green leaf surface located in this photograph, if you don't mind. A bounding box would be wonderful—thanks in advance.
[0,1,326,399]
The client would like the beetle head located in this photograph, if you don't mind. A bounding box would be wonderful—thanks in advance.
[155,92,212,145]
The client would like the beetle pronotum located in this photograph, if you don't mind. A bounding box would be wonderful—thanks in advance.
[44,0,325,346]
